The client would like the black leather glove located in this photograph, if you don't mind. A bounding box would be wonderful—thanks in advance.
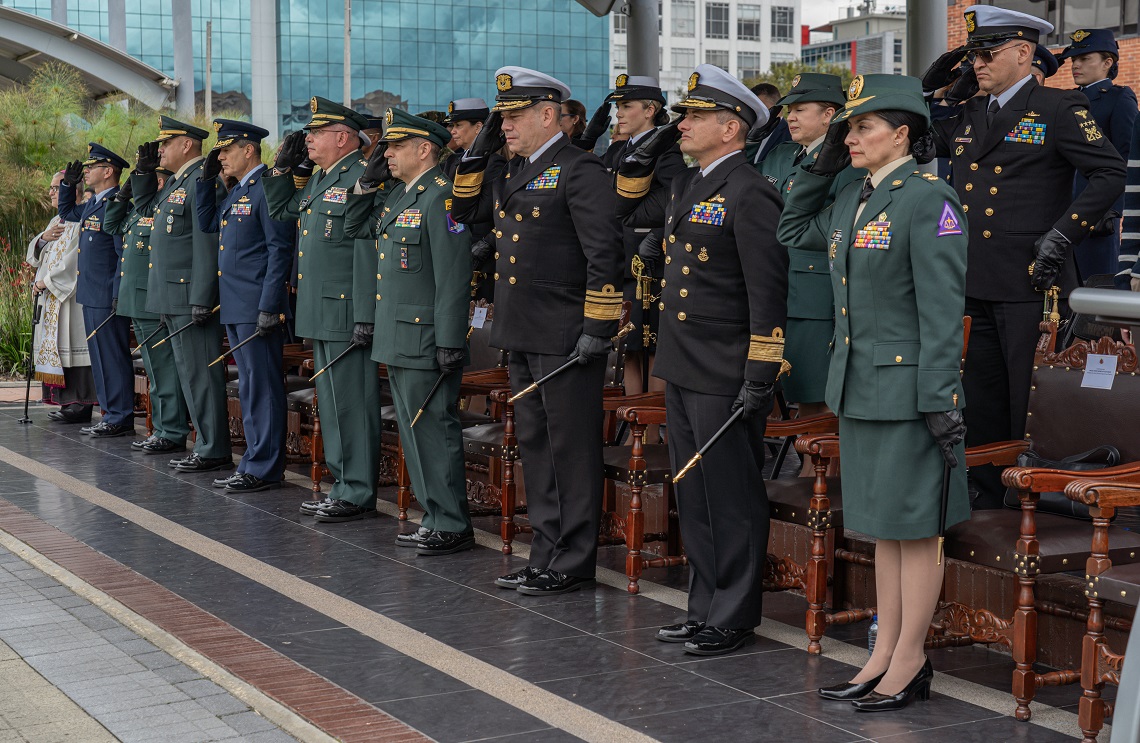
[273,130,308,172]
[574,102,612,150]
[359,143,390,189]
[62,160,84,187]
[637,230,663,275]
[1030,229,1070,290]
[436,347,465,373]
[201,149,222,181]
[731,381,775,421]
[111,297,118,313]
[921,46,968,93]
[136,141,160,175]
[944,66,979,105]
[1091,210,1120,237]
[924,409,966,468]
[295,158,315,180]
[191,305,213,327]
[469,112,505,162]
[621,121,681,175]
[256,311,280,336]
[113,177,133,203]
[350,322,374,348]
[470,238,493,268]
[570,333,611,364]
[809,121,851,177]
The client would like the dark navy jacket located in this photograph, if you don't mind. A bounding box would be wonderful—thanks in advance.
[1074,80,1136,213]
[195,164,295,325]
[58,182,122,309]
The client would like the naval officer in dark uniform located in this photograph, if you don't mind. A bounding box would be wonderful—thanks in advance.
[922,6,1126,508]
[1057,28,1137,281]
[195,120,295,492]
[452,66,624,595]
[616,64,788,656]
[59,144,134,438]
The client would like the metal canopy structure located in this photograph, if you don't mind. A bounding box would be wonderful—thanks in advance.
[0,6,175,109]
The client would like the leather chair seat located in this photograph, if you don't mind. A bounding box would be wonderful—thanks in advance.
[285,375,312,394]
[1096,562,1140,608]
[765,477,844,527]
[602,444,672,485]
[383,406,491,433]
[463,421,504,457]
[945,510,1140,573]
[225,379,239,396]
[287,387,315,413]
[132,358,146,373]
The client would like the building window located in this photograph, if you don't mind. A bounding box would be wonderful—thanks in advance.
[614,12,627,34]
[771,5,795,43]
[614,44,627,69]
[894,38,903,64]
[706,2,730,40]
[738,4,762,41]
[672,0,695,38]
[738,51,763,80]
[706,49,729,71]
[671,47,695,71]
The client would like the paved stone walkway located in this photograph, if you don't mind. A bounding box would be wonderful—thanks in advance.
[0,545,298,743]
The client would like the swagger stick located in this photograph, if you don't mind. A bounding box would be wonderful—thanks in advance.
[310,342,361,381]
[84,310,118,341]
[152,305,220,348]
[208,314,286,367]
[131,323,167,355]
[508,322,635,403]
[672,407,744,483]
[410,321,483,428]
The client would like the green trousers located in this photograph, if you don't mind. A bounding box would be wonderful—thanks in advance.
[133,317,189,444]
[166,313,231,459]
[313,340,380,506]
[389,365,470,533]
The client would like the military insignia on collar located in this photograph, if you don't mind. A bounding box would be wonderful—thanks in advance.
[791,75,801,88]
[937,201,963,237]
[964,11,976,33]
[1071,29,1091,43]
[615,73,629,87]
[497,73,513,92]
[310,97,318,113]
[688,72,699,91]
[434,175,448,187]
[848,75,864,100]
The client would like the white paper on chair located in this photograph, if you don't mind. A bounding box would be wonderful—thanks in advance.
[472,307,488,328]
[1081,354,1117,390]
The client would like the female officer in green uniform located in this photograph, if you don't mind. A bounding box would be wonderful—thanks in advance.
[778,74,969,712]
[760,74,862,458]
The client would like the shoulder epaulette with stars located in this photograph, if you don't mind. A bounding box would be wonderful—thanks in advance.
[434,175,448,187]
[359,159,368,166]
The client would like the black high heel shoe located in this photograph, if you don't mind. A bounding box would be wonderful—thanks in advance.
[851,658,934,712]
[818,670,887,701]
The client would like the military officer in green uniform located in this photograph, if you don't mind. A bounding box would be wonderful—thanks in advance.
[779,74,969,711]
[134,117,233,473]
[264,98,381,522]
[345,108,475,553]
[104,160,190,454]
[760,74,863,446]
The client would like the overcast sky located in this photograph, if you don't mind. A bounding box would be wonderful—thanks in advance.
[803,0,881,29]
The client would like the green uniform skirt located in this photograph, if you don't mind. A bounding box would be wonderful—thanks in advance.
[837,414,970,540]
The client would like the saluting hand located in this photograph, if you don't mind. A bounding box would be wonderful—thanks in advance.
[731,381,775,422]
[575,102,612,149]
[273,131,308,173]
[62,160,84,187]
[469,112,505,161]
[201,149,222,181]
[925,409,966,468]
[920,46,968,94]
[360,143,391,189]
[944,66,979,105]
[136,141,160,175]
[114,177,134,203]
[809,121,851,177]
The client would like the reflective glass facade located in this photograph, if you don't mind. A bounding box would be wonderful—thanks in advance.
[8,0,609,136]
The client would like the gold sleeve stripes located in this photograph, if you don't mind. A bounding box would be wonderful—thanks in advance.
[748,328,786,363]
[452,171,484,198]
[615,173,653,200]
[584,284,623,321]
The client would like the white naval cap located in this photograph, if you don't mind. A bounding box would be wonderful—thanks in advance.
[444,98,490,123]
[964,6,1054,49]
[492,67,571,112]
[672,64,769,129]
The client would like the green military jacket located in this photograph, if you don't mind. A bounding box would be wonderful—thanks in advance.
[104,189,162,320]
[344,166,470,370]
[777,160,968,420]
[135,159,222,315]
[263,151,372,342]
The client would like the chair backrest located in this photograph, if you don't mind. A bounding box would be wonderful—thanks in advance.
[1065,273,1123,344]
[606,300,634,389]
[1026,327,1140,461]
[468,299,507,371]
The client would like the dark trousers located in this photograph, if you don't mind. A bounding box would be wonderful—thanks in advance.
[81,305,133,426]
[962,297,1042,509]
[509,351,605,578]
[226,323,285,481]
[165,313,231,459]
[312,340,380,506]
[133,317,189,444]
[666,383,769,629]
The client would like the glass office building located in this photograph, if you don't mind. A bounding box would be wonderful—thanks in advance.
[7,0,610,140]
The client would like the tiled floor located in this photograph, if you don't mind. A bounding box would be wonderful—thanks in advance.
[0,405,1093,742]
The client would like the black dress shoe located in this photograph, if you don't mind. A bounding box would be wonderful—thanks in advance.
[80,422,106,435]
[417,530,475,556]
[396,526,432,548]
[656,621,706,643]
[494,566,543,589]
[49,405,92,424]
[851,658,933,713]
[225,473,279,493]
[131,435,158,450]
[819,670,888,701]
[89,422,135,439]
[175,454,234,473]
[141,437,184,455]
[312,500,377,523]
[683,627,755,656]
[516,570,596,596]
[167,454,192,469]
[213,473,242,488]
[299,496,334,515]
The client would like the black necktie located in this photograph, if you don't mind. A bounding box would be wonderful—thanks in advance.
[688,171,703,192]
[987,99,1000,126]
[859,178,874,204]
[793,147,807,166]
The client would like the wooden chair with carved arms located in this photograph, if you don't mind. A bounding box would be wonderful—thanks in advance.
[1060,479,1140,743]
